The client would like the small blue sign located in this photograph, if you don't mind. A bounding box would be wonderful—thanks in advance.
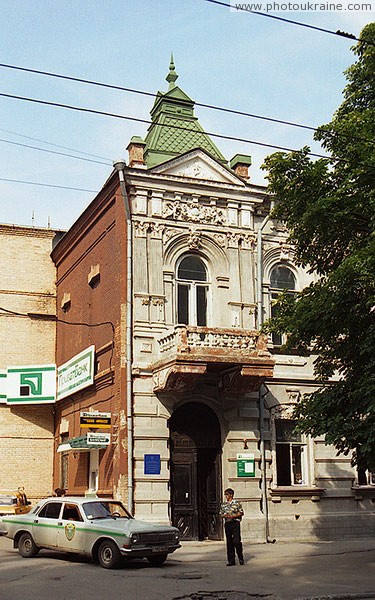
[144,454,161,475]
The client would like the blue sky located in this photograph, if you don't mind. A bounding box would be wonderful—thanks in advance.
[0,0,373,230]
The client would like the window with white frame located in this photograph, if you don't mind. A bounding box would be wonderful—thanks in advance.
[270,265,296,347]
[176,255,209,326]
[275,418,308,486]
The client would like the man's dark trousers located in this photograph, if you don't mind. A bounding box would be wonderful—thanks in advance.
[224,519,243,564]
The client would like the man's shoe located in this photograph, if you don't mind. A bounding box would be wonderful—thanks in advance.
[239,559,244,565]
[226,562,235,566]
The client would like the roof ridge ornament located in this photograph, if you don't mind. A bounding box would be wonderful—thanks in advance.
[166,53,178,90]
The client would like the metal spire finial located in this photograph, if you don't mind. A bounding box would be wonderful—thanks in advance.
[166,53,178,89]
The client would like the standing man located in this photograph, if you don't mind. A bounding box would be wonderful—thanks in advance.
[220,487,244,566]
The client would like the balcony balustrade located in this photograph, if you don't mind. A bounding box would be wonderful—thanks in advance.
[152,325,274,393]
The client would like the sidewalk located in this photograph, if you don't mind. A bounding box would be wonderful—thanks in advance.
[171,537,375,600]
[1,535,374,600]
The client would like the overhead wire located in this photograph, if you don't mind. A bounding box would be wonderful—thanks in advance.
[0,61,333,135]
[0,61,371,146]
[0,127,110,161]
[0,91,331,159]
[0,137,111,166]
[203,0,365,43]
[0,177,97,193]
[0,306,115,371]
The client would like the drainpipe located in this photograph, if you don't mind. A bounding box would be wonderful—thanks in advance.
[256,206,276,543]
[113,160,133,513]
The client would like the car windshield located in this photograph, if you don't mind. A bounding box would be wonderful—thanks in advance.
[82,500,131,520]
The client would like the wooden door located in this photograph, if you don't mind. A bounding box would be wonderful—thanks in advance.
[170,402,222,541]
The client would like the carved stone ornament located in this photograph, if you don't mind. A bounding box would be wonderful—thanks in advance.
[150,222,164,238]
[227,232,240,248]
[272,404,296,419]
[163,228,178,244]
[242,234,256,250]
[153,364,206,392]
[176,160,217,181]
[151,297,165,306]
[188,229,202,250]
[133,220,150,237]
[227,232,256,249]
[286,389,301,403]
[163,199,226,225]
[270,223,288,233]
[279,242,293,260]
[213,234,226,248]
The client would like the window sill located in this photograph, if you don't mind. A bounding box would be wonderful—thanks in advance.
[269,486,325,503]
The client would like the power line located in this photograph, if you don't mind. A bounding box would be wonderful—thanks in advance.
[0,127,110,161]
[0,177,97,193]
[0,62,318,134]
[0,91,331,159]
[0,137,111,166]
[204,0,362,42]
[0,62,371,145]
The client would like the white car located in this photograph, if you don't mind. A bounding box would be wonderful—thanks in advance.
[0,496,180,569]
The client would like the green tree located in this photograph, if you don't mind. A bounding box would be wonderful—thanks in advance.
[262,23,375,474]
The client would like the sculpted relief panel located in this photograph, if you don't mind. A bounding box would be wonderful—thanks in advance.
[163,199,226,225]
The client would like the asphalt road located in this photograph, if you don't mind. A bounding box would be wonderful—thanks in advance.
[1,536,375,600]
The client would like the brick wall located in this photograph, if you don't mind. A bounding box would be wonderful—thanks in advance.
[0,225,58,500]
[51,179,128,498]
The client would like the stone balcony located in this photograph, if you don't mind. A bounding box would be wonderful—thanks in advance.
[152,325,274,393]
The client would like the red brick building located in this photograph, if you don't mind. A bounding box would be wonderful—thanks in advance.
[51,174,129,499]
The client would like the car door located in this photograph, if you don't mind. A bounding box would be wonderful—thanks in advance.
[32,501,62,548]
[56,502,88,554]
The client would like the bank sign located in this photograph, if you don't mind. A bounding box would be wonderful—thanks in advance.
[57,346,95,401]
[237,453,255,478]
[6,365,56,405]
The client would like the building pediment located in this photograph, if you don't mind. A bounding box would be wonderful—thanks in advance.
[150,149,247,185]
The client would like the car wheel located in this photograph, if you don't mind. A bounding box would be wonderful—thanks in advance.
[98,540,121,569]
[147,553,168,566]
[18,532,39,558]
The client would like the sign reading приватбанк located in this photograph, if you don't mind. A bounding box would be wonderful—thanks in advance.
[57,346,95,401]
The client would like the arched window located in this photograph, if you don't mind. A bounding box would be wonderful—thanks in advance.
[270,266,296,291]
[270,265,296,346]
[176,255,209,326]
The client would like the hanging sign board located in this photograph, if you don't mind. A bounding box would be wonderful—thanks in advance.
[87,432,111,446]
[237,453,255,478]
[144,454,161,475]
[57,346,95,401]
[80,411,111,429]
[6,365,56,405]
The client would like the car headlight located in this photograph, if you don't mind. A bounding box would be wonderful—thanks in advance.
[174,532,180,541]
[130,533,139,544]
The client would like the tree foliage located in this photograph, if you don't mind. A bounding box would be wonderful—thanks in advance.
[262,24,375,472]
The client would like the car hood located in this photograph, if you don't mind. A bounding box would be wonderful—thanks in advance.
[89,517,178,534]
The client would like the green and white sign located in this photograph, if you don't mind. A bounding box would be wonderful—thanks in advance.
[0,370,7,403]
[87,432,111,446]
[6,365,56,405]
[237,453,255,478]
[57,346,95,401]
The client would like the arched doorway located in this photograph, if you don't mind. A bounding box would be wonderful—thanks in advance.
[170,402,222,540]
